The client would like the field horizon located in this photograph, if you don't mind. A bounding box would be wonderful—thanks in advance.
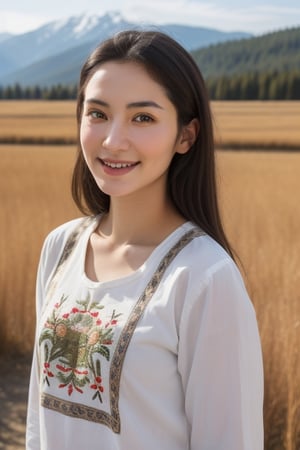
[1,100,300,150]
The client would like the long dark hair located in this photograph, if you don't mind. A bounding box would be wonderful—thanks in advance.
[72,30,234,258]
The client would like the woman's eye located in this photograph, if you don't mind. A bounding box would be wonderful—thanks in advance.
[134,114,154,123]
[89,110,106,120]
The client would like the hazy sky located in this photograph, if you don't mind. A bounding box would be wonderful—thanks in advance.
[1,0,300,35]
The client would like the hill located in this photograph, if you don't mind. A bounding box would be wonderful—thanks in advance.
[192,26,300,78]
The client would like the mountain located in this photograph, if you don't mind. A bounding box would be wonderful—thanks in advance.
[192,26,300,77]
[0,12,132,78]
[0,12,251,86]
[0,33,13,43]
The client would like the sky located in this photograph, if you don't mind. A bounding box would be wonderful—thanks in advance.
[1,0,299,36]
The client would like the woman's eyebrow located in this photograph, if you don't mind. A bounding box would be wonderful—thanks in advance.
[85,98,108,107]
[85,98,164,110]
[127,101,164,110]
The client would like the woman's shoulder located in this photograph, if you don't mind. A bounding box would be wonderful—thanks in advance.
[175,229,253,319]
[44,216,89,246]
[173,226,247,292]
[41,216,97,263]
[180,227,234,272]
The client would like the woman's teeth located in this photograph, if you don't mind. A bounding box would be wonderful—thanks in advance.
[103,161,135,169]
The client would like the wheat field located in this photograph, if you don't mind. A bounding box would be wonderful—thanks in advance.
[217,151,300,450]
[1,101,300,449]
[1,100,300,149]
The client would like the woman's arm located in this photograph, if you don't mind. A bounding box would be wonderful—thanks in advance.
[178,259,264,450]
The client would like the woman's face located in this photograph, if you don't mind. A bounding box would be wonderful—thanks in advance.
[80,61,191,201]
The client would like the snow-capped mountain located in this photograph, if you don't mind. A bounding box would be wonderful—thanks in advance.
[0,12,132,77]
[0,11,251,86]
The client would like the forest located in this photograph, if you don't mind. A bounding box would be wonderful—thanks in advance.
[1,70,300,101]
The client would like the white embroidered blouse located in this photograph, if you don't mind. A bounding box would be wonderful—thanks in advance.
[26,216,264,450]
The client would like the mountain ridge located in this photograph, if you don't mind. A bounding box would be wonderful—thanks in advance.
[0,12,251,86]
[192,25,300,78]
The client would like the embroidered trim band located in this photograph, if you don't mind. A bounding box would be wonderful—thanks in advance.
[41,223,204,433]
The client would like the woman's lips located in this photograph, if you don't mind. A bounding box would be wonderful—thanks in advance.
[99,158,140,175]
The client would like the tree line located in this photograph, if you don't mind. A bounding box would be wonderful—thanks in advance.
[0,84,78,100]
[0,70,300,100]
[206,70,300,100]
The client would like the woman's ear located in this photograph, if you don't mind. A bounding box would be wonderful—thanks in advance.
[176,118,200,154]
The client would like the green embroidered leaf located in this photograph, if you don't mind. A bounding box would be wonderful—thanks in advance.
[99,345,110,361]
[111,309,122,319]
[75,376,90,388]
[39,329,54,346]
[49,347,66,362]
[76,293,90,310]
[90,302,104,311]
[56,371,73,384]
[100,328,113,341]
[44,343,49,362]
[96,359,101,376]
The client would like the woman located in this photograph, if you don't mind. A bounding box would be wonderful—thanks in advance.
[26,30,264,450]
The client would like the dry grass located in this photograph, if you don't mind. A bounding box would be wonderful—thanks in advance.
[0,100,77,142]
[0,145,79,353]
[1,100,300,149]
[212,101,300,149]
[217,151,300,450]
[1,100,300,449]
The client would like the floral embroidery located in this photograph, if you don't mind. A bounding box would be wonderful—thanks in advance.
[39,293,121,403]
[41,224,205,433]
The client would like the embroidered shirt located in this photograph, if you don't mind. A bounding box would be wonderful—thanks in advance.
[26,216,264,450]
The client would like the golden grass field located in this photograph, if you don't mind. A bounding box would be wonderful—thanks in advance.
[1,100,300,149]
[0,100,300,449]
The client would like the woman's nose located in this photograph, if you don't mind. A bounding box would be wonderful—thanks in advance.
[102,121,129,151]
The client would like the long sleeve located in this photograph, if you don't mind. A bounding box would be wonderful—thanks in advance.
[26,251,46,450]
[26,219,81,449]
[178,258,264,450]
[26,343,41,449]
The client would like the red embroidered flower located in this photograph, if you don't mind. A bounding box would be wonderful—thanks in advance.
[90,376,104,393]
[43,362,54,377]
[74,368,88,375]
[56,364,72,373]
[59,382,83,395]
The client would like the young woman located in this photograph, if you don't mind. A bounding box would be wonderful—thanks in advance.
[26,30,264,450]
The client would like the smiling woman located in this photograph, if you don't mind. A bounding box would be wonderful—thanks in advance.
[26,30,264,450]
[79,61,192,202]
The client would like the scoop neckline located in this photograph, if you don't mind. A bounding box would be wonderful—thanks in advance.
[80,216,196,289]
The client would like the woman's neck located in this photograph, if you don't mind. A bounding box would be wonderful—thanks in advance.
[98,190,186,247]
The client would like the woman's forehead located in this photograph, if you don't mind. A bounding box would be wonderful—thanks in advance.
[84,61,170,105]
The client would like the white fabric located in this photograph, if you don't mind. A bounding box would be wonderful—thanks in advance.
[26,216,264,450]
